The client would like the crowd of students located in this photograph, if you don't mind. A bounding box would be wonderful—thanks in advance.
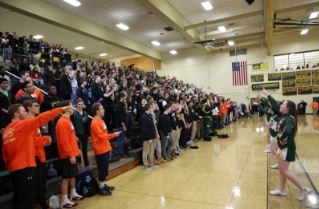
[0,33,241,209]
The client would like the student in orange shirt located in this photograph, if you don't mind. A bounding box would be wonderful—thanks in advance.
[91,103,121,196]
[2,103,69,209]
[15,80,44,104]
[23,99,52,209]
[55,101,84,208]
[311,100,318,115]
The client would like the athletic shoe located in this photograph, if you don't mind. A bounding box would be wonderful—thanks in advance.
[104,184,115,191]
[298,188,311,201]
[270,163,278,169]
[189,145,199,149]
[99,187,112,196]
[159,158,167,164]
[61,199,78,208]
[269,189,287,196]
[144,166,153,171]
[264,149,272,153]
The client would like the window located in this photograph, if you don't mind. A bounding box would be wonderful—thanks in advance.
[274,50,319,71]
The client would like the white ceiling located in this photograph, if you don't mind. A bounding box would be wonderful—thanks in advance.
[0,7,134,59]
[43,0,193,52]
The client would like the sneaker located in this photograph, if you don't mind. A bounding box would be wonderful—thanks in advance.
[264,149,272,153]
[298,188,311,201]
[159,159,167,164]
[269,189,287,196]
[99,187,112,196]
[144,166,153,171]
[189,145,199,149]
[104,184,115,191]
[270,163,278,169]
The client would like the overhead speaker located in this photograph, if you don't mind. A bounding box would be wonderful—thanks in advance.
[245,0,255,5]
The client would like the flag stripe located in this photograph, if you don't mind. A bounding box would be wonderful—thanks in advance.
[232,61,248,86]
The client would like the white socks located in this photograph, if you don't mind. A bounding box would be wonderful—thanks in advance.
[98,181,105,189]
[62,194,74,205]
[70,188,82,198]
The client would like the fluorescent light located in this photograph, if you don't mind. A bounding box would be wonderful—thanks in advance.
[151,40,161,46]
[169,50,178,55]
[116,23,129,31]
[218,25,227,33]
[201,1,213,11]
[300,28,309,35]
[309,11,319,19]
[33,34,43,40]
[63,0,81,7]
[99,53,108,57]
[74,46,84,50]
[228,40,235,46]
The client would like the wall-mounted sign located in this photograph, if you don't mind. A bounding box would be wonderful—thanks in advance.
[251,74,264,82]
[251,82,280,91]
[296,70,311,80]
[298,86,312,95]
[252,62,268,71]
[282,87,297,95]
[313,86,319,94]
[282,80,296,87]
[268,73,282,81]
[282,72,296,80]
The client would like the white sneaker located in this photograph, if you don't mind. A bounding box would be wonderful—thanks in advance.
[270,189,287,196]
[298,187,311,201]
[264,149,272,153]
[144,166,153,171]
[270,163,278,169]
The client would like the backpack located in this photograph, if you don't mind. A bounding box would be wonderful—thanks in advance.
[76,171,99,197]
[217,134,229,139]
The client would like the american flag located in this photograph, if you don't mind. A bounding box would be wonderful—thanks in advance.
[232,61,248,86]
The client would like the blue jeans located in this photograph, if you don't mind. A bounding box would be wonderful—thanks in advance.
[3,47,12,62]
[71,87,78,104]
[213,115,219,129]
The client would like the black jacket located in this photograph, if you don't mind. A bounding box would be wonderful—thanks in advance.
[158,113,172,136]
[114,101,127,128]
[140,112,157,141]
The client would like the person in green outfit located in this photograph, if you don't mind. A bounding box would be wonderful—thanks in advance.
[261,89,310,201]
[201,99,212,141]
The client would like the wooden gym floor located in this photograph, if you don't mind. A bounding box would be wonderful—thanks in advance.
[77,115,319,209]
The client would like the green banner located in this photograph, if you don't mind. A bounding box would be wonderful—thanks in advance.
[282,72,296,80]
[252,82,280,91]
[298,86,312,95]
[268,73,282,81]
[282,87,297,96]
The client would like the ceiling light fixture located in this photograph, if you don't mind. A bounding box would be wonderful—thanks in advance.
[33,34,43,40]
[218,25,227,33]
[300,28,309,35]
[63,0,81,7]
[201,1,213,11]
[116,23,130,31]
[99,53,108,57]
[309,11,319,19]
[151,40,161,46]
[74,46,84,50]
[169,50,178,55]
[228,40,235,46]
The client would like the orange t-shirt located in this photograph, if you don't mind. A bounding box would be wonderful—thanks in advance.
[34,128,50,163]
[2,108,63,172]
[15,88,44,103]
[91,118,117,155]
[56,116,80,159]
[312,101,318,109]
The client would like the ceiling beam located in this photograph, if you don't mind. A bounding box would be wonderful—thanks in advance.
[137,0,197,40]
[0,0,162,60]
[185,10,263,30]
[275,1,319,14]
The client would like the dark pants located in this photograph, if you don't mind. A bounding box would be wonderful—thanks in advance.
[77,134,89,166]
[203,117,211,139]
[114,127,129,157]
[213,115,219,129]
[35,159,48,209]
[180,127,192,147]
[95,152,110,182]
[11,167,36,209]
